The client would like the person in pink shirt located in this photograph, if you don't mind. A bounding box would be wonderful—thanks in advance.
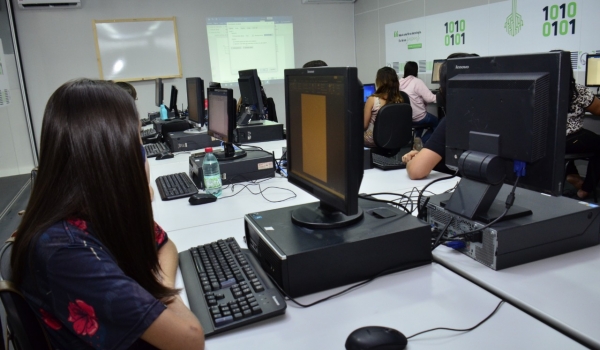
[399,61,438,143]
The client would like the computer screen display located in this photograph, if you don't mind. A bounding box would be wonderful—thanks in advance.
[444,51,570,219]
[207,88,246,160]
[431,59,445,84]
[168,85,179,115]
[284,67,364,229]
[585,54,600,87]
[363,83,375,102]
[238,69,266,122]
[186,77,205,125]
[155,78,163,107]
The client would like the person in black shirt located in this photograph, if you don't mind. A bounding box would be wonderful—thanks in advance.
[402,117,452,179]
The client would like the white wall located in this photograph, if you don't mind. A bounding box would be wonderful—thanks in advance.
[12,0,357,146]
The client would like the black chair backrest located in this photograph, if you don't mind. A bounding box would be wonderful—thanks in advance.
[373,103,413,157]
[266,97,278,123]
[0,241,53,350]
[399,91,410,105]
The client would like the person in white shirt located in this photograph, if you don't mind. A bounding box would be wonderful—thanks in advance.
[399,61,438,143]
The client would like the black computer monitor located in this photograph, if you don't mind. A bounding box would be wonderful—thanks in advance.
[585,54,600,88]
[237,69,266,124]
[431,59,445,84]
[209,82,222,89]
[155,78,164,107]
[363,83,375,103]
[186,77,205,126]
[444,51,570,221]
[168,85,179,117]
[284,67,364,229]
[207,88,246,160]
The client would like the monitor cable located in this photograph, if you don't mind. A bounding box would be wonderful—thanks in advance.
[358,193,412,214]
[417,170,459,220]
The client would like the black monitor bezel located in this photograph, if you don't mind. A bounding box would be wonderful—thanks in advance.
[585,54,600,88]
[186,77,205,125]
[445,51,570,196]
[431,59,445,84]
[284,66,364,217]
[238,69,265,117]
[155,78,163,107]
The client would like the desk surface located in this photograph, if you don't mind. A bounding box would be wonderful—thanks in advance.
[434,244,600,349]
[170,220,585,350]
[149,143,589,349]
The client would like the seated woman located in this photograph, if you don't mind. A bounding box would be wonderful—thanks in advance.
[11,79,204,349]
[399,61,438,143]
[564,69,600,199]
[364,66,405,147]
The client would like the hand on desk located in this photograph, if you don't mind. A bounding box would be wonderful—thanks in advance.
[402,150,419,164]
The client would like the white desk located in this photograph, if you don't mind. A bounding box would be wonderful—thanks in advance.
[149,145,589,349]
[434,244,600,349]
[167,220,585,349]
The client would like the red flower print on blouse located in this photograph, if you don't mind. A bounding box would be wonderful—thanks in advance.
[40,308,62,330]
[67,218,88,233]
[67,300,99,336]
[154,222,166,245]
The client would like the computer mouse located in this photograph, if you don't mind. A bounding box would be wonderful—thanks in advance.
[189,193,217,205]
[345,326,407,350]
[156,152,174,160]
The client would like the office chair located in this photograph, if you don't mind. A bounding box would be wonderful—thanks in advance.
[399,90,435,148]
[371,103,413,157]
[0,238,53,350]
[266,98,278,123]
[564,153,598,203]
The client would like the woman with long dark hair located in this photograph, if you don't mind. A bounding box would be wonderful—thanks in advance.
[364,66,405,147]
[11,79,204,349]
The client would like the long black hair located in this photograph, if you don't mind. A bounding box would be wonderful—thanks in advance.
[12,79,177,300]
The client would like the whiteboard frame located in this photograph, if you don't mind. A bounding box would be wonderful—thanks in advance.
[92,17,183,82]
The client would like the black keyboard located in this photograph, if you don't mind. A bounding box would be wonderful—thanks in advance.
[179,237,286,337]
[372,153,407,170]
[141,118,152,126]
[144,142,170,158]
[141,128,157,139]
[155,172,198,200]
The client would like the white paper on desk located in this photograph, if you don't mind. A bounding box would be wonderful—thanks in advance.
[0,39,11,107]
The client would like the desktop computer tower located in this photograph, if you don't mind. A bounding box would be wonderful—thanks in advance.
[424,185,600,270]
[189,150,275,189]
[234,121,284,143]
[165,131,221,152]
[244,198,432,297]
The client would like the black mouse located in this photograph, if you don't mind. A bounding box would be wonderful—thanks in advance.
[345,326,407,350]
[156,152,174,160]
[188,193,217,205]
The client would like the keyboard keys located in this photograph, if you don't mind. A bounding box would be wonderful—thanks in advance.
[155,172,198,201]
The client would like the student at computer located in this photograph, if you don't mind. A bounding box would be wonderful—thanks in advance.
[563,58,600,199]
[399,61,438,143]
[11,79,204,349]
[364,66,405,147]
[401,53,479,179]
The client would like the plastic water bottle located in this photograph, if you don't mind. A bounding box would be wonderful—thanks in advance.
[160,104,168,120]
[202,147,222,197]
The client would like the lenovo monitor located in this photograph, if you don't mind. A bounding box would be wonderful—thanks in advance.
[444,51,570,220]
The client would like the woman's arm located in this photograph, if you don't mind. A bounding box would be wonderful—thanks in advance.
[405,148,442,180]
[585,96,600,116]
[141,239,205,349]
[415,79,437,104]
[364,96,375,130]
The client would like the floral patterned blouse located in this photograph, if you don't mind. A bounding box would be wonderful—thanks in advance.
[19,219,169,349]
[566,84,595,136]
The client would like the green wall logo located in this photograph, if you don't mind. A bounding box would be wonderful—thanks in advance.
[393,31,399,38]
[505,0,524,36]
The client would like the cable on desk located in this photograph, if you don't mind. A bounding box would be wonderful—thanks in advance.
[358,193,411,214]
[219,177,297,203]
[417,170,459,220]
[406,300,505,340]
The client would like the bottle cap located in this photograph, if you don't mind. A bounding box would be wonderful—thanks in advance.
[205,147,213,153]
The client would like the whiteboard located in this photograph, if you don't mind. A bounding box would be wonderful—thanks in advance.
[93,17,182,82]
